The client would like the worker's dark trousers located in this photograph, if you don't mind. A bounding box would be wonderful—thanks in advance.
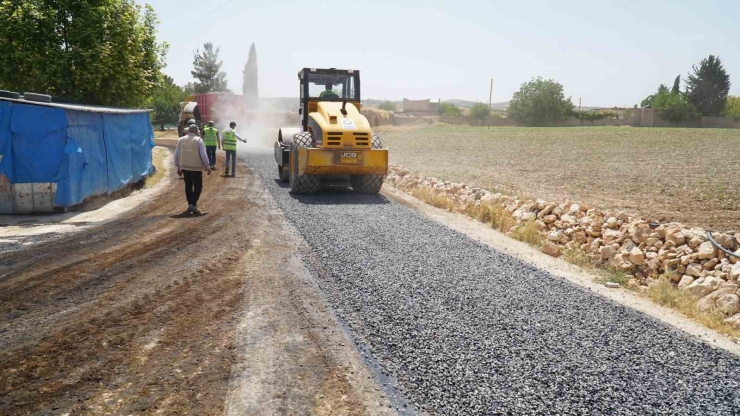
[206,146,217,168]
[225,150,237,174]
[182,170,203,206]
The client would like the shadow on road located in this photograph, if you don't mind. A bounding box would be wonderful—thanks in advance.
[169,211,209,219]
[273,179,290,189]
[289,188,390,205]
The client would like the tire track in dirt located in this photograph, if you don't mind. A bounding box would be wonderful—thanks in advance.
[0,140,392,415]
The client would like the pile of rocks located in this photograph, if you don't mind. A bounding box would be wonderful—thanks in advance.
[385,166,740,325]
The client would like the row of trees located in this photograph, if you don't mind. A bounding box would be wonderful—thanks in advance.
[439,54,736,126]
[0,1,247,129]
[640,55,732,122]
[0,0,167,107]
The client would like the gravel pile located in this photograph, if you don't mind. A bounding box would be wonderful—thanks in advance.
[247,149,740,415]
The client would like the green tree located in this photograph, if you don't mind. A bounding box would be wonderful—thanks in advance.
[150,75,185,130]
[685,54,731,116]
[192,42,230,93]
[378,100,397,111]
[671,75,681,95]
[440,102,462,116]
[468,102,490,121]
[658,93,699,122]
[0,0,167,107]
[182,83,196,97]
[641,84,669,108]
[507,77,574,126]
[242,43,258,110]
[641,80,699,122]
[723,96,740,118]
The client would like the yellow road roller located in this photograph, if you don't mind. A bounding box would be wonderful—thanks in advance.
[274,68,388,194]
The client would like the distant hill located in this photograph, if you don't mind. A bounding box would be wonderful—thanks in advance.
[444,99,509,110]
[259,97,511,112]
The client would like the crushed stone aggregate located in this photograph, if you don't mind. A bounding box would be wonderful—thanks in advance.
[247,150,740,415]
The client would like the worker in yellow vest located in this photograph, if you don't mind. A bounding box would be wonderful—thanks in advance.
[202,121,220,170]
[222,121,246,177]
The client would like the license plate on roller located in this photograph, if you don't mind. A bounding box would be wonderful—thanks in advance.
[335,151,362,165]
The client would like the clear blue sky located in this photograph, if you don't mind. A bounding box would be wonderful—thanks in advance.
[139,0,740,107]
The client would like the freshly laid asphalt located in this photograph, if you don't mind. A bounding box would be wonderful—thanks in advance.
[247,149,740,415]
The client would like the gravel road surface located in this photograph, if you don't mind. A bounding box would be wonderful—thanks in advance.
[248,148,740,416]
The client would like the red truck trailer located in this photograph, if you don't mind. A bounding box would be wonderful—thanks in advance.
[178,92,245,135]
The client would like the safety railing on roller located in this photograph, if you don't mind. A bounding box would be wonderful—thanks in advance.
[706,231,740,259]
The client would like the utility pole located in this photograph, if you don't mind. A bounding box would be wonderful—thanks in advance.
[578,97,582,126]
[487,78,493,129]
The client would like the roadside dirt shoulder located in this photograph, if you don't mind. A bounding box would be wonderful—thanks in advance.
[0,143,391,415]
[382,186,740,357]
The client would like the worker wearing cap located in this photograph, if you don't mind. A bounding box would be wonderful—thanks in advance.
[222,121,247,177]
[319,84,339,98]
[174,125,211,215]
[202,121,220,170]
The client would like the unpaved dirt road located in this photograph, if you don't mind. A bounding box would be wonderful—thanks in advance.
[0,139,392,415]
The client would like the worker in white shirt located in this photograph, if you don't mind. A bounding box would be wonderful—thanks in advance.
[173,125,212,214]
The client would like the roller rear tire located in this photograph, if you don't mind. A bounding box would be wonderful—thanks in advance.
[289,132,321,194]
[351,133,385,194]
[350,174,384,194]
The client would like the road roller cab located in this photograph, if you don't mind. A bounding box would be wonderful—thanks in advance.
[274,68,388,194]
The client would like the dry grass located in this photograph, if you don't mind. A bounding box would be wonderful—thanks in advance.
[511,221,542,246]
[144,147,168,189]
[380,125,740,230]
[561,246,593,268]
[410,188,455,211]
[642,278,737,337]
[154,129,178,139]
[560,246,630,285]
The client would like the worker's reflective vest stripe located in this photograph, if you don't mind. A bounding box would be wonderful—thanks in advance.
[222,130,237,151]
[203,127,218,146]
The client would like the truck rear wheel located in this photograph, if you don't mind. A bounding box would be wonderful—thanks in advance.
[289,132,321,194]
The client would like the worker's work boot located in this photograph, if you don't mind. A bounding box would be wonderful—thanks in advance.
[224,169,229,176]
[231,172,235,178]
[191,205,202,215]
[187,204,195,213]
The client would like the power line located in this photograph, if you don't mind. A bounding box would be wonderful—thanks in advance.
[199,0,239,21]
[158,0,207,26]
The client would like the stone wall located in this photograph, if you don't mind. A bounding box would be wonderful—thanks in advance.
[702,116,740,129]
[437,110,740,129]
[384,166,740,327]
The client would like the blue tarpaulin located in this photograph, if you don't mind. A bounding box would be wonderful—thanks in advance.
[0,98,153,208]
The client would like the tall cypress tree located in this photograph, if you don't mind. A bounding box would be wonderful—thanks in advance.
[242,43,259,110]
[671,75,681,95]
[685,55,731,116]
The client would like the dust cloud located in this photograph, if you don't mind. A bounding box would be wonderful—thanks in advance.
[210,99,299,151]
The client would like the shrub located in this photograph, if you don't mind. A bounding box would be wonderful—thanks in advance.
[723,96,740,118]
[440,102,462,116]
[378,100,396,111]
[507,77,574,126]
[659,93,699,122]
[574,110,619,123]
[468,102,490,121]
